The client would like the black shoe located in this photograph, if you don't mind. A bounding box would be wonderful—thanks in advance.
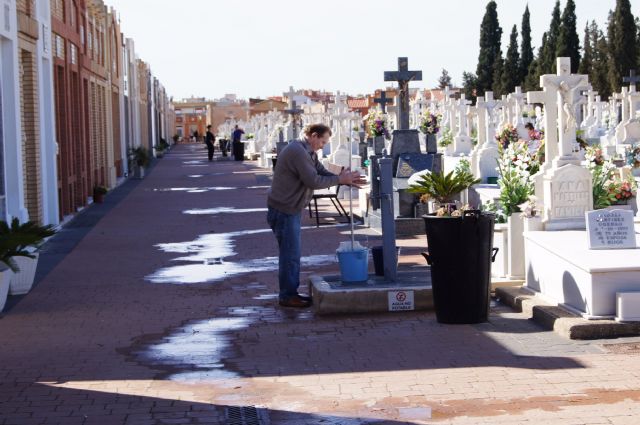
[296,293,312,302]
[279,295,312,308]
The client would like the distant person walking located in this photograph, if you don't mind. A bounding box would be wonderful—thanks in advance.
[267,123,366,308]
[205,125,216,161]
[232,125,245,161]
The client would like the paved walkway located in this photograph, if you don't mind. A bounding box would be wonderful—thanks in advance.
[1,144,640,425]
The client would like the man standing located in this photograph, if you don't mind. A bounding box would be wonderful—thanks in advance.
[205,125,216,161]
[267,123,366,308]
[232,125,245,161]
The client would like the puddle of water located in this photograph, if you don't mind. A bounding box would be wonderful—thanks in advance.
[183,207,268,215]
[253,294,278,300]
[183,160,207,164]
[147,254,334,284]
[187,175,204,178]
[147,228,336,284]
[152,187,236,193]
[247,185,271,190]
[135,317,251,382]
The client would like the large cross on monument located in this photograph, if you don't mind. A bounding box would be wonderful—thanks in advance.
[623,69,640,90]
[374,90,393,113]
[384,57,422,130]
[284,86,303,139]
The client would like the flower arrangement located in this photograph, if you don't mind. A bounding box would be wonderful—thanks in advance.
[365,111,390,138]
[246,133,255,140]
[439,128,453,148]
[608,179,637,205]
[574,130,588,152]
[586,145,619,209]
[496,141,540,216]
[626,143,640,168]
[518,195,540,218]
[496,124,519,148]
[419,110,441,135]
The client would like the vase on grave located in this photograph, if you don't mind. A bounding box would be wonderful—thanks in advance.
[373,136,386,155]
[523,215,543,232]
[426,134,438,153]
[507,214,525,280]
[422,210,495,324]
[414,202,429,218]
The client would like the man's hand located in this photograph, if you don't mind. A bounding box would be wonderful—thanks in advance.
[338,169,368,188]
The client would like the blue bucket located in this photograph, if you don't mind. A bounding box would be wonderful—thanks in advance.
[336,248,369,282]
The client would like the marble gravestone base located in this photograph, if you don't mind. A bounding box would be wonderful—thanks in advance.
[525,230,640,319]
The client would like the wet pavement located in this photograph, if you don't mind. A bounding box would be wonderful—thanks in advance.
[1,144,640,425]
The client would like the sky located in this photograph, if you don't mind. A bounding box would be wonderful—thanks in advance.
[103,0,640,100]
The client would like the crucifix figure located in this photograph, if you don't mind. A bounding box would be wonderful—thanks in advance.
[384,57,422,130]
[374,90,393,114]
[284,86,303,139]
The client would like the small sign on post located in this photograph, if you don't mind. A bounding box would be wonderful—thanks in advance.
[388,290,415,311]
[586,209,637,250]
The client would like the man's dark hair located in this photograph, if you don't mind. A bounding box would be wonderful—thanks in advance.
[304,123,332,138]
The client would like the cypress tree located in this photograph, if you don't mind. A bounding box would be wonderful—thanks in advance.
[476,1,503,96]
[520,5,534,85]
[524,58,540,91]
[438,69,452,89]
[462,72,478,104]
[492,52,505,96]
[502,25,521,94]
[556,0,581,72]
[540,1,561,74]
[591,21,612,98]
[578,22,592,75]
[608,0,637,92]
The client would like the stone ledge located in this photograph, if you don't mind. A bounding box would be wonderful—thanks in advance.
[309,272,433,315]
[496,286,640,340]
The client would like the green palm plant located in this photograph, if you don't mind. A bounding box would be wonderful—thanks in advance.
[408,169,480,204]
[0,218,56,272]
[129,146,151,168]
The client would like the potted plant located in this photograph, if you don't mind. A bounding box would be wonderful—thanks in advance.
[93,185,108,204]
[0,218,56,301]
[408,168,494,324]
[129,146,151,179]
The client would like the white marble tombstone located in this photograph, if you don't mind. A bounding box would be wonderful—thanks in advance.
[453,95,472,155]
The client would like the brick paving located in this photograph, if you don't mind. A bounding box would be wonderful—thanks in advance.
[1,144,640,425]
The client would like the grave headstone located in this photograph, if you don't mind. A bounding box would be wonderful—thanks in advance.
[586,209,636,250]
[544,163,593,230]
[396,153,441,178]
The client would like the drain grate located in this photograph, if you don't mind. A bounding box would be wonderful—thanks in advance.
[603,342,640,354]
[225,406,270,425]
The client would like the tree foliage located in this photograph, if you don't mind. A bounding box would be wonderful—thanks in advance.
[476,1,502,96]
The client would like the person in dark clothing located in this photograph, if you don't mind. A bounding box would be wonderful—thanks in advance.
[231,125,245,160]
[205,125,216,161]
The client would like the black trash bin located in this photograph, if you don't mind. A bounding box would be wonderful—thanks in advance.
[371,246,400,276]
[233,141,245,161]
[423,210,495,324]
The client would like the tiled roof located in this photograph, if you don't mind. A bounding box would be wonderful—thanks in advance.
[348,98,369,109]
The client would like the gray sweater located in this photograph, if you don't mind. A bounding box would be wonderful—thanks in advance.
[267,140,340,214]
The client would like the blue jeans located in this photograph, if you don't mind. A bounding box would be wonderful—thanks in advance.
[267,206,301,301]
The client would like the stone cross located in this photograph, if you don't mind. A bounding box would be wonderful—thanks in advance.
[284,86,303,139]
[456,94,472,137]
[384,57,422,130]
[475,96,488,147]
[623,69,640,90]
[374,90,393,114]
